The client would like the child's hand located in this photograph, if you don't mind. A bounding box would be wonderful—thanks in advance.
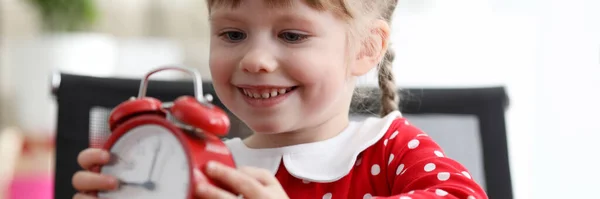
[72,148,119,199]
[196,161,289,199]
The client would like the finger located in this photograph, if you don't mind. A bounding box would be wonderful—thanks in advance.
[196,182,238,199]
[238,166,279,186]
[78,148,110,170]
[72,193,98,199]
[205,161,265,198]
[72,171,118,191]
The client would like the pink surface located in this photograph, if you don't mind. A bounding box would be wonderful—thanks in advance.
[9,174,53,199]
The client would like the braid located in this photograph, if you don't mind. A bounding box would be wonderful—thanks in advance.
[376,0,400,117]
[377,47,398,116]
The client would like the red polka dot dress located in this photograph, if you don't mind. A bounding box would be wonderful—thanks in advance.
[225,111,488,199]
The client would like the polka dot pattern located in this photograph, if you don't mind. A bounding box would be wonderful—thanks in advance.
[435,189,448,196]
[407,139,420,149]
[390,131,399,139]
[462,171,472,179]
[437,172,450,181]
[424,163,436,172]
[371,164,380,176]
[396,164,404,175]
[265,118,487,199]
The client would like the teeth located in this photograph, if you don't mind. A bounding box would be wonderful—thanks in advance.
[242,88,292,99]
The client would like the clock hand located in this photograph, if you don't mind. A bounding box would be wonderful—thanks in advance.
[119,179,155,191]
[146,137,162,182]
[156,143,174,181]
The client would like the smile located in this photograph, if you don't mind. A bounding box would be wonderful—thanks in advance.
[237,86,298,108]
[241,87,296,99]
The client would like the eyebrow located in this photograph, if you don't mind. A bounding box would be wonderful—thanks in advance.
[209,12,318,30]
[276,14,314,26]
[210,12,311,21]
[276,13,322,32]
[209,13,243,23]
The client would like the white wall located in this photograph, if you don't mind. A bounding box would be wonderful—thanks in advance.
[532,0,600,198]
[358,0,599,198]
[0,0,213,131]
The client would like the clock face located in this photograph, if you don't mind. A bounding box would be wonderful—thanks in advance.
[98,124,190,199]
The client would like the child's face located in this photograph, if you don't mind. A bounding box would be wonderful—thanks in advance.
[208,0,356,134]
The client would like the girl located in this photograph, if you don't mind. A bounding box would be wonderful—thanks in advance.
[72,0,488,198]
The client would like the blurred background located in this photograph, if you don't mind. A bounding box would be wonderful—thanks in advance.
[0,0,598,198]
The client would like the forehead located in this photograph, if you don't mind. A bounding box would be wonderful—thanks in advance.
[207,0,354,24]
[208,0,345,32]
[206,0,340,12]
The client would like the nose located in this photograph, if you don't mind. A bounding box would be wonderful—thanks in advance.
[239,48,278,73]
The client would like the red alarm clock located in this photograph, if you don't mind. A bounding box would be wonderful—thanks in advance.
[94,67,235,199]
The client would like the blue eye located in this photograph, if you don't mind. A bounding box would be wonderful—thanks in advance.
[279,32,309,43]
[220,31,246,42]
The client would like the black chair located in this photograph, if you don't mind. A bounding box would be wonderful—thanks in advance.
[52,73,512,199]
[352,87,512,199]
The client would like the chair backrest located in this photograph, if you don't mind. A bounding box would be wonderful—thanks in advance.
[52,73,512,199]
[351,87,512,199]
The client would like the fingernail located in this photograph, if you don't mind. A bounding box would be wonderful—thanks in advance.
[193,168,207,182]
[206,161,217,170]
[196,183,208,193]
[107,177,117,186]
[102,152,111,161]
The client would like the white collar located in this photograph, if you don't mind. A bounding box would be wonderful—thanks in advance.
[224,111,402,183]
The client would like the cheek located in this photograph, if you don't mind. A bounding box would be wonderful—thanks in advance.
[209,49,235,84]
[302,61,346,84]
[287,49,349,103]
[287,44,348,85]
[209,48,239,106]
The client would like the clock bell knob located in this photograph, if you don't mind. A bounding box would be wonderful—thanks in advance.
[108,97,165,131]
[170,96,230,136]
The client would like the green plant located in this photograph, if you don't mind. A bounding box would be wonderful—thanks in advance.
[26,0,99,32]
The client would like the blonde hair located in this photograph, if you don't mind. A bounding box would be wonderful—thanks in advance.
[206,0,400,116]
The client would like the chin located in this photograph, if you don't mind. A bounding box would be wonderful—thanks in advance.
[243,117,294,134]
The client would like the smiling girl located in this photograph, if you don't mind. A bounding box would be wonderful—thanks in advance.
[71,0,488,198]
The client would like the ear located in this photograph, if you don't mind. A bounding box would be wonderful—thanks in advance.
[351,19,391,76]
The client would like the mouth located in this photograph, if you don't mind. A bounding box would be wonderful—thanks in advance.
[236,86,298,108]
[238,86,298,99]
